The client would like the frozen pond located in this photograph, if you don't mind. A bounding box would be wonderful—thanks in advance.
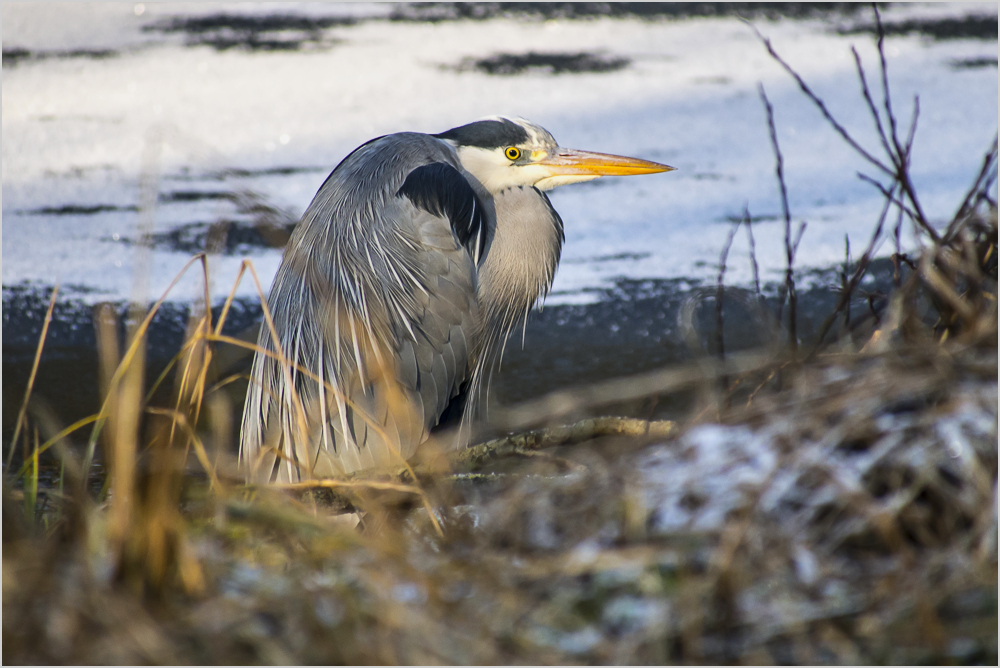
[4,2,997,303]
[2,2,997,425]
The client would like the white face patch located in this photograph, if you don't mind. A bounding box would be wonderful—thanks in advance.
[456,145,555,192]
[454,146,516,192]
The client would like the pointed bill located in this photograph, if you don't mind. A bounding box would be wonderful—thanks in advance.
[536,148,675,176]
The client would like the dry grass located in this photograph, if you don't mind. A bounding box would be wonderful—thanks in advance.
[3,6,997,664]
[4,285,995,663]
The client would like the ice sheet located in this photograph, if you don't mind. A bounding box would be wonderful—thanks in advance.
[3,3,997,305]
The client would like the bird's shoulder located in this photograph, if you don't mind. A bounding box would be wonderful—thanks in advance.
[322,132,462,196]
[298,131,489,262]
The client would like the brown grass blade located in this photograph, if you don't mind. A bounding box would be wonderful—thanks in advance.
[7,284,59,472]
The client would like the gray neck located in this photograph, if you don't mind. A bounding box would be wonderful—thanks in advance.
[477,186,564,348]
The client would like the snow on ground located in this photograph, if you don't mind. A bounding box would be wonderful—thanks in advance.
[3,3,997,306]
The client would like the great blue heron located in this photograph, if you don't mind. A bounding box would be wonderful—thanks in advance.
[241,117,673,482]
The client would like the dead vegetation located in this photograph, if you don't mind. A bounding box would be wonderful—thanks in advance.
[3,6,997,665]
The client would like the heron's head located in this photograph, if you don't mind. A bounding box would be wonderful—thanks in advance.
[434,116,674,193]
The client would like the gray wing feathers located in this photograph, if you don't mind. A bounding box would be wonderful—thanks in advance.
[239,133,482,481]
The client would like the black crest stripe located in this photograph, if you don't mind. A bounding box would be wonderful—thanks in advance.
[398,162,488,261]
[432,119,529,149]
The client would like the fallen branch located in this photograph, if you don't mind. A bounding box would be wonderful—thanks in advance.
[358,416,680,481]
[451,416,678,473]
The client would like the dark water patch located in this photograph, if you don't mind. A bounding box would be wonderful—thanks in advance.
[147,13,358,34]
[218,166,328,179]
[145,13,354,52]
[392,2,866,23]
[0,256,919,447]
[164,165,328,183]
[201,37,307,52]
[950,57,998,70]
[2,48,118,67]
[163,166,330,183]
[151,188,299,250]
[563,252,651,264]
[492,256,913,409]
[719,213,780,224]
[18,204,139,216]
[159,190,236,203]
[2,285,105,354]
[461,51,630,75]
[2,48,32,66]
[841,15,999,41]
[127,220,297,254]
[2,286,265,443]
[156,187,301,217]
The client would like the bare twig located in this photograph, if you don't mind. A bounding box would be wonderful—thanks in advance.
[748,22,893,178]
[858,172,921,222]
[946,135,999,241]
[842,235,852,335]
[757,84,805,350]
[872,4,935,241]
[759,84,804,352]
[786,222,807,352]
[809,186,896,356]
[714,224,740,410]
[892,205,905,287]
[743,207,763,305]
[750,8,941,242]
[851,45,894,160]
[758,85,791,240]
[874,4,901,162]
[903,95,920,157]
[715,223,740,361]
[791,221,808,257]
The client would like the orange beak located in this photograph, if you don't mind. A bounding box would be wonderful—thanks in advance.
[535,147,675,176]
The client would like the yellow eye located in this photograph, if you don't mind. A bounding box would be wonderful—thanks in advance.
[505,146,521,161]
